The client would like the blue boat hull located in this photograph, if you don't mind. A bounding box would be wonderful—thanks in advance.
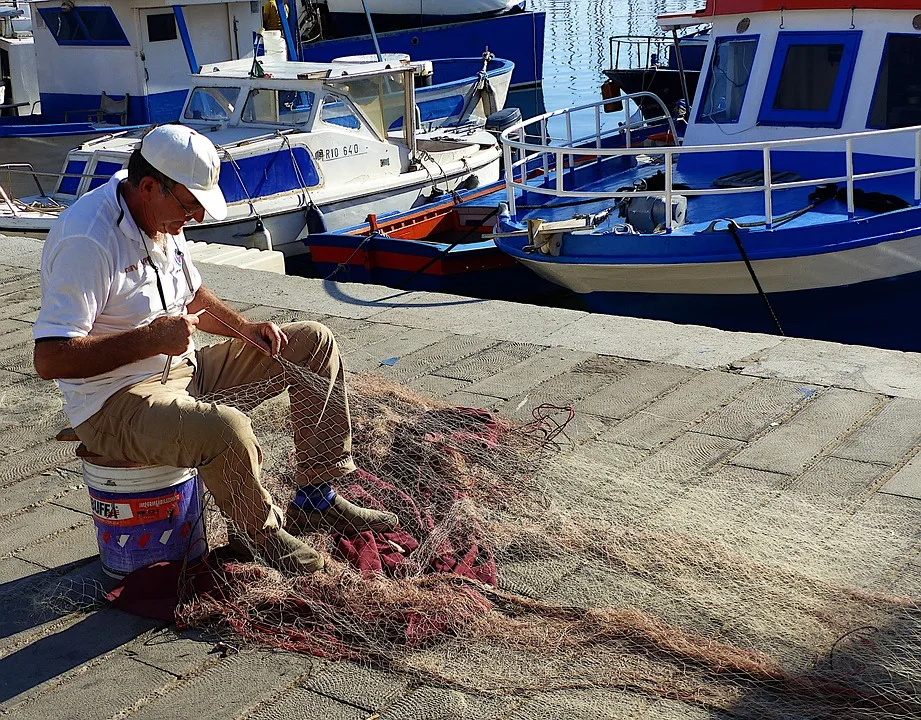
[301,11,545,87]
[326,3,528,36]
[576,270,921,351]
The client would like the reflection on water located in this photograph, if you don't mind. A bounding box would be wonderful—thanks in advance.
[530,0,704,116]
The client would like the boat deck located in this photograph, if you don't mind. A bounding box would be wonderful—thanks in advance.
[517,151,920,237]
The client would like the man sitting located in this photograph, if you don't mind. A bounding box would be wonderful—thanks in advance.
[33,125,398,574]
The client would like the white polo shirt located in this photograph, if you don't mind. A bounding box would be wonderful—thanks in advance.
[34,171,202,427]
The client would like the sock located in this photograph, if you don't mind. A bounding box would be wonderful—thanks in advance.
[292,482,336,511]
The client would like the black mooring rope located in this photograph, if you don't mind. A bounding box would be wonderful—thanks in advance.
[725,220,785,336]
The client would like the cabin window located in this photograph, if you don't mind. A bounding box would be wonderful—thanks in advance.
[696,36,758,124]
[758,31,861,128]
[242,89,315,126]
[38,6,129,46]
[319,94,361,131]
[57,160,86,195]
[146,13,178,43]
[87,160,124,191]
[868,34,921,129]
[185,87,241,122]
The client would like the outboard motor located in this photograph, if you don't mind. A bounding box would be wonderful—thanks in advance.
[485,107,522,142]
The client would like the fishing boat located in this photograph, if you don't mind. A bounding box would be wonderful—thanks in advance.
[493,0,921,351]
[321,0,526,35]
[298,1,545,95]
[301,106,670,296]
[0,59,503,262]
[301,178,560,299]
[602,27,709,121]
[0,0,515,134]
[0,0,514,200]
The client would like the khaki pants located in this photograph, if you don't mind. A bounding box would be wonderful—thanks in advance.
[75,321,356,536]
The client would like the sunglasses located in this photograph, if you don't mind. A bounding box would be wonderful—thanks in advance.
[164,183,203,221]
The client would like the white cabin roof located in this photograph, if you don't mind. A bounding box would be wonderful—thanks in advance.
[196,56,431,82]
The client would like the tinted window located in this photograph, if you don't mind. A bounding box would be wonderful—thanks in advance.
[869,34,921,129]
[772,44,842,112]
[147,13,177,43]
[39,6,129,46]
[758,31,860,127]
[697,36,758,124]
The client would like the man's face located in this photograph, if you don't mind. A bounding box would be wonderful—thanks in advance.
[139,177,206,235]
[160,182,206,235]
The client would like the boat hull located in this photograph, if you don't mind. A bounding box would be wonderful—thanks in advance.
[501,227,921,350]
[302,11,545,87]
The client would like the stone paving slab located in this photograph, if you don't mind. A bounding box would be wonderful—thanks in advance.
[729,387,882,475]
[3,233,921,718]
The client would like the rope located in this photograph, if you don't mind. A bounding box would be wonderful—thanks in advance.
[724,220,785,336]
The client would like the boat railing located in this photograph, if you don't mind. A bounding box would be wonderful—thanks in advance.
[608,35,673,71]
[500,95,921,230]
[0,164,114,216]
[500,91,679,199]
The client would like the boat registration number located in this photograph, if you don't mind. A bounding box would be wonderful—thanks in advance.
[316,144,365,161]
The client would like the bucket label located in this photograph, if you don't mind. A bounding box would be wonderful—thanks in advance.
[89,490,182,527]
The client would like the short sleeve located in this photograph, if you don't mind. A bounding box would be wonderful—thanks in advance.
[34,236,112,341]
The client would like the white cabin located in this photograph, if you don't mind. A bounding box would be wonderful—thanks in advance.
[0,0,38,113]
[662,1,921,160]
[28,0,283,123]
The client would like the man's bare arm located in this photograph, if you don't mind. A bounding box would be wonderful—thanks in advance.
[186,285,248,336]
[186,284,287,356]
[33,315,200,380]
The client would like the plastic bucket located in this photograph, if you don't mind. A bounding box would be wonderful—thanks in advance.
[83,461,207,579]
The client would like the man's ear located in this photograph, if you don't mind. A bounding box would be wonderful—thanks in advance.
[137,176,161,198]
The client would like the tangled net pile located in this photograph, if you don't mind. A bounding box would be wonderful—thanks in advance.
[165,354,921,719]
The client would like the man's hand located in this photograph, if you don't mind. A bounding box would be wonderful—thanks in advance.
[148,314,200,355]
[243,321,288,357]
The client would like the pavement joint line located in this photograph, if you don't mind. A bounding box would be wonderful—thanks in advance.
[2,647,126,716]
[0,612,87,663]
[240,667,324,720]
[0,519,90,560]
[0,483,87,520]
[105,654,231,719]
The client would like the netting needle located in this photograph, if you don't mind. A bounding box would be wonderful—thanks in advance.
[160,307,208,384]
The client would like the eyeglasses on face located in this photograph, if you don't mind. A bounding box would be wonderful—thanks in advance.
[163,183,203,221]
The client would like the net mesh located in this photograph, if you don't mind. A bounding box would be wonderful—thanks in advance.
[158,345,921,719]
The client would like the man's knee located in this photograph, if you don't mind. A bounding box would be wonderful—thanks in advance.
[195,404,261,461]
[282,321,338,362]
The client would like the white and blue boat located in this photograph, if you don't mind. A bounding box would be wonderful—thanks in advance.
[0,0,517,134]
[493,0,921,351]
[0,59,503,263]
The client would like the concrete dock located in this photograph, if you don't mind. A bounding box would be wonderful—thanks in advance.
[2,231,921,719]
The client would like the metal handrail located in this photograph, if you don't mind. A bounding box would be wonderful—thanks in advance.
[0,164,124,216]
[0,163,50,198]
[500,94,921,229]
[608,35,672,71]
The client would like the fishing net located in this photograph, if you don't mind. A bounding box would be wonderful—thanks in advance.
[123,324,921,720]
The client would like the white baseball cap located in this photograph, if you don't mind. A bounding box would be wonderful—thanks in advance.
[140,125,228,221]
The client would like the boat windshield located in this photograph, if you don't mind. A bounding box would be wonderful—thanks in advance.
[184,87,240,122]
[324,72,410,139]
[242,89,316,126]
